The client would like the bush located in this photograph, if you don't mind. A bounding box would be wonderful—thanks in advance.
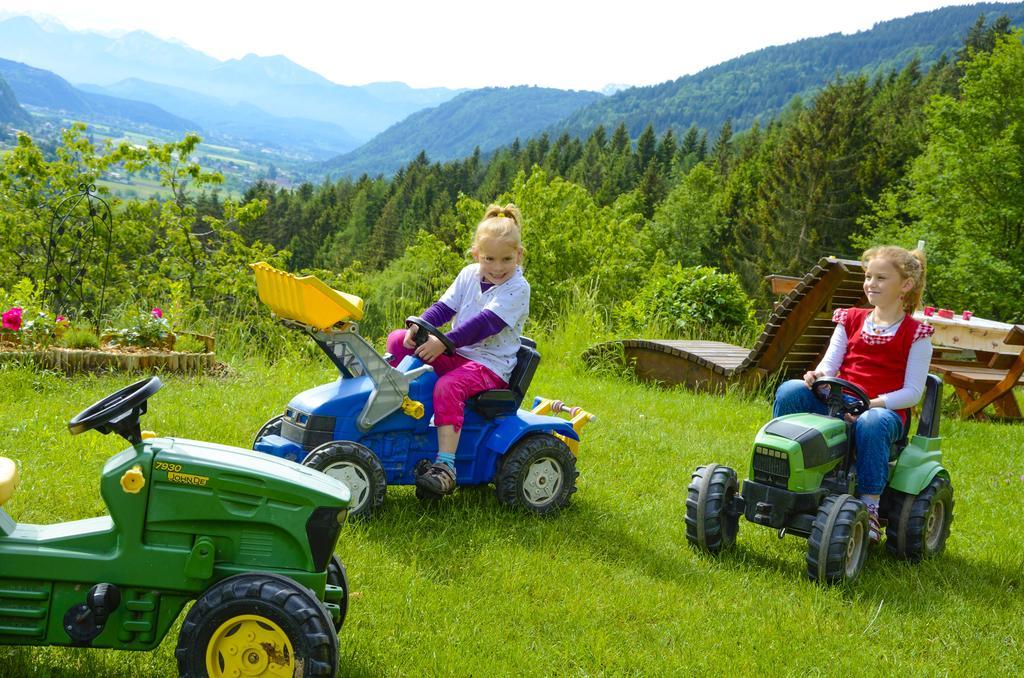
[173,335,207,354]
[616,264,756,336]
[62,326,100,350]
[103,308,172,348]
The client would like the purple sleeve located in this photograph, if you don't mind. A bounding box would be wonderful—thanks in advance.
[447,310,507,348]
[421,301,455,328]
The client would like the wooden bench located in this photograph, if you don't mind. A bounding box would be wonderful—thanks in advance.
[930,325,1024,420]
[583,257,867,391]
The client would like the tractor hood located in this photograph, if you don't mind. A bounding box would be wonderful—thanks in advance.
[145,437,350,507]
[137,437,350,572]
[288,377,372,419]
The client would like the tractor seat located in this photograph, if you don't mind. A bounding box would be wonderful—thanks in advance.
[467,338,540,419]
[890,374,942,460]
[0,456,19,507]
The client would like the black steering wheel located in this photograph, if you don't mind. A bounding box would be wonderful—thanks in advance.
[811,376,871,418]
[68,376,163,443]
[405,316,455,357]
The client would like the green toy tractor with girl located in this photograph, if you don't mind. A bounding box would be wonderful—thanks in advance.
[686,245,955,584]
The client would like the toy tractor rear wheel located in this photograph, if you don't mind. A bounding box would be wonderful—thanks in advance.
[495,434,577,515]
[327,554,349,632]
[806,494,869,585]
[884,475,953,562]
[685,464,740,554]
[252,414,283,449]
[304,441,386,519]
[175,572,338,678]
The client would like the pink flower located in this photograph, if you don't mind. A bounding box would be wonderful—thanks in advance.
[151,307,163,319]
[56,316,66,323]
[2,307,23,331]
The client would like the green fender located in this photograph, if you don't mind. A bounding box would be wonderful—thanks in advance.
[888,434,947,495]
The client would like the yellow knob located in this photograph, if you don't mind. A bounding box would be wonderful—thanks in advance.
[141,430,157,440]
[121,465,146,494]
[401,396,424,419]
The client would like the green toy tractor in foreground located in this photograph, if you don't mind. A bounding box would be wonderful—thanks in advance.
[686,375,954,584]
[0,377,351,677]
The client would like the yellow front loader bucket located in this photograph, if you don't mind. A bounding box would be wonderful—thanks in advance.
[250,262,364,330]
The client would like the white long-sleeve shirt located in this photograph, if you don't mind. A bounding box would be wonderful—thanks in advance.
[816,315,933,410]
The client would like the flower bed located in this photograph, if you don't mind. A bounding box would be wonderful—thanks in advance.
[1,305,220,374]
[0,331,219,374]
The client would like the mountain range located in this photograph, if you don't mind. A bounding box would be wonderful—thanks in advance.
[0,15,461,144]
[0,75,31,127]
[552,2,1024,139]
[0,58,195,133]
[322,86,604,177]
[2,4,1023,180]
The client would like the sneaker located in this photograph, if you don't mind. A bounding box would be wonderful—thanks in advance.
[867,504,882,545]
[415,462,456,495]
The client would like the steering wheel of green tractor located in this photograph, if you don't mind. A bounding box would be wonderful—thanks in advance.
[811,376,871,418]
[68,376,163,438]
[405,316,456,356]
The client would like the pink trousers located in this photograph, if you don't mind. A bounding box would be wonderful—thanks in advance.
[386,329,507,432]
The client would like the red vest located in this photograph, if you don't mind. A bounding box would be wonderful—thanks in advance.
[837,306,922,426]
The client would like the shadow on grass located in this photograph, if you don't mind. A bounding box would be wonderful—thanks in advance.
[689,529,1021,609]
[348,486,703,587]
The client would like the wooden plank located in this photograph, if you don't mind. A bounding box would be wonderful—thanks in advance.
[755,260,851,373]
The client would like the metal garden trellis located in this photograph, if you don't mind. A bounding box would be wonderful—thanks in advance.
[42,183,114,330]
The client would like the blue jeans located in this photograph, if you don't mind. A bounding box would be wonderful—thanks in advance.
[772,379,904,495]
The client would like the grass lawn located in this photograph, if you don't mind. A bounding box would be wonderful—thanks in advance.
[0,327,1021,676]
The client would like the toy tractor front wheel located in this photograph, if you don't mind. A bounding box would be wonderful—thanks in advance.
[327,554,349,633]
[884,475,954,562]
[495,434,578,515]
[806,494,869,584]
[175,572,338,678]
[685,464,740,554]
[304,441,386,519]
[252,414,283,449]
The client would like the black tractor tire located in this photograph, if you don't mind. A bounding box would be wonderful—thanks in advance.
[175,572,338,678]
[303,441,386,519]
[806,493,869,585]
[884,475,954,562]
[495,434,578,515]
[684,464,740,554]
[326,554,349,633]
[251,414,284,450]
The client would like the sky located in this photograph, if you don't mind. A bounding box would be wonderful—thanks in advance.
[0,0,994,90]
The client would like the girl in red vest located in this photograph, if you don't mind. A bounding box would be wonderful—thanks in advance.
[772,246,933,543]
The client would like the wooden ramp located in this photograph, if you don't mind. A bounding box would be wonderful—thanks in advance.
[584,257,867,391]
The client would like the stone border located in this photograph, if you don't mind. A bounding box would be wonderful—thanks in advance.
[0,346,217,373]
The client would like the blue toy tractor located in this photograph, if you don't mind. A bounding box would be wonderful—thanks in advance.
[249,263,595,518]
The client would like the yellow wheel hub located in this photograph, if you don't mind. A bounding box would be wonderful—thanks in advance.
[206,614,295,677]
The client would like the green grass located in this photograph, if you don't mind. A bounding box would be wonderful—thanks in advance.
[0,325,1021,676]
[95,178,174,201]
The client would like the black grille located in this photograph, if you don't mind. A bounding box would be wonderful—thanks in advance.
[752,446,790,487]
[280,408,336,451]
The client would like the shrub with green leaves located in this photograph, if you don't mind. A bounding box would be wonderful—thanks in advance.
[617,263,756,336]
[61,326,101,350]
[173,335,208,354]
[103,308,172,348]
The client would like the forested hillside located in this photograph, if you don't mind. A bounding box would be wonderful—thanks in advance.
[2,18,1021,346]
[554,3,1024,138]
[234,18,1023,325]
[322,87,603,177]
[0,58,196,133]
[0,75,29,127]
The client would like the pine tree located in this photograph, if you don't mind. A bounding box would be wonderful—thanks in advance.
[635,123,657,174]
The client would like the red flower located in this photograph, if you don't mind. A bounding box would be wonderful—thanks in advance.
[2,307,23,331]
[151,307,163,319]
